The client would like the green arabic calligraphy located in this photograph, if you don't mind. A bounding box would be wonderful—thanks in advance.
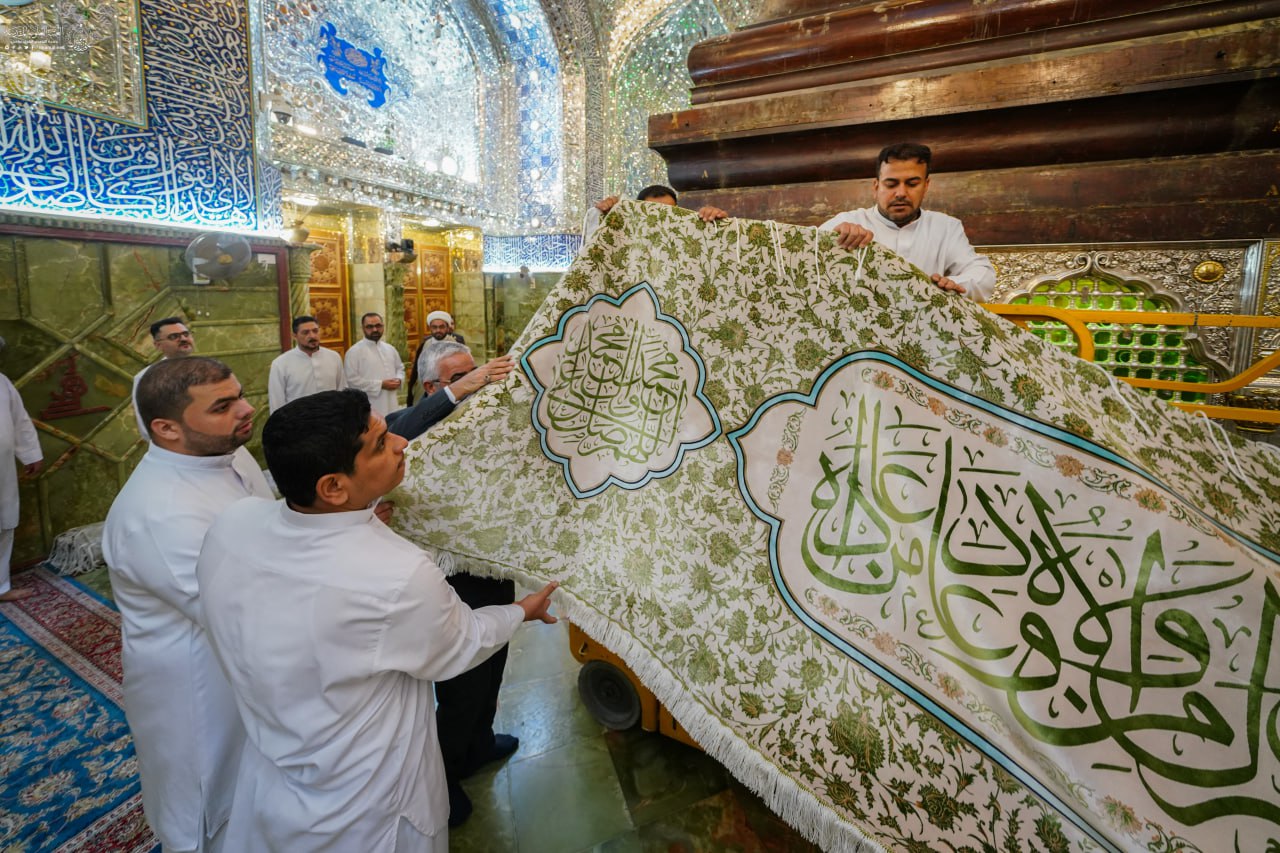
[546,315,688,464]
[788,364,1279,829]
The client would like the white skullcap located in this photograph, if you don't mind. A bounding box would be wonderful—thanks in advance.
[426,310,454,325]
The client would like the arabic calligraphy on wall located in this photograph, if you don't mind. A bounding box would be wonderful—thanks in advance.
[523,282,719,498]
[317,22,389,108]
[0,0,262,228]
[732,352,1280,851]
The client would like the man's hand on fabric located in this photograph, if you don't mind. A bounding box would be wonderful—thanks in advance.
[697,205,728,222]
[451,355,515,400]
[381,378,402,390]
[518,582,559,624]
[595,196,620,214]
[831,222,875,249]
[373,500,394,525]
[930,273,967,294]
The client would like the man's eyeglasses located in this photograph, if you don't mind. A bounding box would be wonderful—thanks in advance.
[157,331,193,342]
[440,370,470,386]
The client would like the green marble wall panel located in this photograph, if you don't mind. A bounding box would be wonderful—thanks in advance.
[0,323,61,383]
[78,335,149,380]
[0,237,20,320]
[0,231,287,563]
[26,241,107,336]
[188,321,281,353]
[27,441,122,564]
[105,243,188,328]
[216,351,276,398]
[173,285,280,319]
[451,272,487,356]
[90,409,150,461]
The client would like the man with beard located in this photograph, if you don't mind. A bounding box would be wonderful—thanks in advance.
[103,357,275,853]
[132,316,196,438]
[344,312,404,416]
[406,311,462,405]
[197,389,558,852]
[821,142,995,302]
[268,315,347,412]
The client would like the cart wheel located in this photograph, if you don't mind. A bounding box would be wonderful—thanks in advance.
[577,660,642,730]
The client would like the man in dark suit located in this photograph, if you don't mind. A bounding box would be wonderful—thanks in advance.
[385,347,513,441]
[406,310,464,405]
[395,339,521,827]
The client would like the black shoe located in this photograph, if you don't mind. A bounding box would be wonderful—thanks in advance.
[461,733,522,779]
[483,733,519,766]
[447,781,473,828]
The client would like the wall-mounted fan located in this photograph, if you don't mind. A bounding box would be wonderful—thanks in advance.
[183,233,253,284]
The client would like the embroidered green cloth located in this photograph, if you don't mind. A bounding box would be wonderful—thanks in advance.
[393,202,1280,852]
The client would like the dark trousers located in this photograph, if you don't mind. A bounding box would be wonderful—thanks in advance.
[436,573,516,783]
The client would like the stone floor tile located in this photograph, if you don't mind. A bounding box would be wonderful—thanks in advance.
[497,669,605,760]
[507,738,633,853]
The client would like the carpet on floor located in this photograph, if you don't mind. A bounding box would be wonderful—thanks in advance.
[0,566,156,853]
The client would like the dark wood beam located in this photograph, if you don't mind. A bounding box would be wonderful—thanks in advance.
[676,152,1280,244]
[691,0,1280,104]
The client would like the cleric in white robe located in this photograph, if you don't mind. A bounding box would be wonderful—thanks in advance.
[197,389,558,852]
[103,358,273,853]
[344,312,404,415]
[0,354,42,602]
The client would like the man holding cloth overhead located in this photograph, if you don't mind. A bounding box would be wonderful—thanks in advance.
[197,389,558,851]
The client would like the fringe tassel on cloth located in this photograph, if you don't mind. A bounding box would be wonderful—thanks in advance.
[558,588,879,852]
[45,522,106,576]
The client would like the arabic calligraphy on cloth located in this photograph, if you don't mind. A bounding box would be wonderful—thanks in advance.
[392,201,1280,852]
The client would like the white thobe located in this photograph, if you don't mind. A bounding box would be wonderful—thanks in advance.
[344,338,405,416]
[820,207,996,302]
[101,444,272,852]
[268,347,347,412]
[132,361,154,438]
[196,498,524,853]
[0,374,40,594]
[581,206,604,240]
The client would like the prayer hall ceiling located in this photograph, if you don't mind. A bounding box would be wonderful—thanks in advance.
[258,0,766,237]
[0,0,766,235]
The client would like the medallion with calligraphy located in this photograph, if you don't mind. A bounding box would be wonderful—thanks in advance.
[522,283,719,497]
[392,202,1280,852]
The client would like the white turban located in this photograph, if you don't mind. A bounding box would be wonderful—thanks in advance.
[426,310,453,326]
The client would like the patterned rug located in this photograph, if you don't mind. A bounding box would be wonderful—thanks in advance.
[0,567,156,853]
[392,202,1280,852]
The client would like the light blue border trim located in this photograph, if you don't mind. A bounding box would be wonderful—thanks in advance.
[728,350,1279,852]
[520,282,721,499]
